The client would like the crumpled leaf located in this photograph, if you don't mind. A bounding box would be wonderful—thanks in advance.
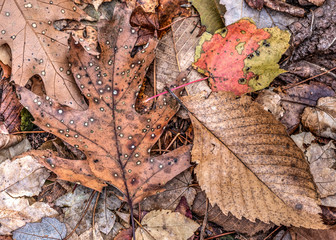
[140,170,196,211]
[306,142,336,199]
[220,0,299,29]
[192,191,274,237]
[182,91,326,228]
[0,138,31,164]
[12,217,66,240]
[0,155,49,197]
[302,97,336,140]
[290,227,336,240]
[193,19,290,95]
[280,83,335,134]
[291,132,316,152]
[17,3,191,204]
[78,224,103,240]
[55,185,120,235]
[0,195,58,235]
[0,0,90,109]
[190,0,225,34]
[255,89,284,121]
[134,210,199,240]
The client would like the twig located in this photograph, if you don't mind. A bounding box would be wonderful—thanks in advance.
[263,226,282,240]
[153,58,157,105]
[158,15,199,31]
[165,133,180,151]
[12,130,45,134]
[200,198,209,240]
[144,77,208,102]
[282,66,336,90]
[65,190,96,240]
[92,191,101,229]
[204,231,235,240]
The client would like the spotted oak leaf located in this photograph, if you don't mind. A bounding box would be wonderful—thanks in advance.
[193,19,290,95]
[0,0,92,109]
[17,3,191,204]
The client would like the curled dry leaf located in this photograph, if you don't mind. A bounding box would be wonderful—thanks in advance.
[255,89,284,121]
[194,19,290,95]
[134,210,199,240]
[182,91,326,228]
[302,97,336,140]
[0,134,24,150]
[17,3,191,204]
[306,142,336,199]
[0,0,90,109]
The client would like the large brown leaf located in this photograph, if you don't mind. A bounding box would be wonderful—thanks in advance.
[0,0,89,109]
[17,3,191,204]
[182,91,326,228]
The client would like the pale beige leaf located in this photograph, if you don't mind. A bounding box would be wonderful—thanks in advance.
[135,210,199,240]
[0,155,49,197]
[291,132,316,152]
[0,0,88,109]
[182,91,326,228]
[302,97,336,140]
[255,89,284,121]
[306,142,336,199]
[0,138,31,164]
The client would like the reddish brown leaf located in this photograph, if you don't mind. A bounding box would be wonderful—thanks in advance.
[17,3,191,204]
[290,227,336,239]
[114,228,133,240]
[245,0,264,10]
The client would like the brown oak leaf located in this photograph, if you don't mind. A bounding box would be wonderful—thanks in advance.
[17,3,191,204]
[0,0,91,109]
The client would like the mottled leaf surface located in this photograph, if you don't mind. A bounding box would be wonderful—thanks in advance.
[194,19,290,95]
[17,3,191,204]
[182,91,326,228]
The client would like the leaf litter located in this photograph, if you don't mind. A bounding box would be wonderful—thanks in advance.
[1,0,336,239]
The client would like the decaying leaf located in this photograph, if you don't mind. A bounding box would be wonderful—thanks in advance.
[0,0,90,109]
[17,3,191,205]
[306,141,336,199]
[0,194,58,235]
[290,227,336,240]
[194,19,290,95]
[140,170,196,211]
[220,0,299,29]
[182,91,326,228]
[134,210,199,240]
[291,132,316,152]
[0,155,49,197]
[280,83,335,134]
[302,97,336,140]
[12,217,66,240]
[191,0,225,34]
[192,191,274,237]
[255,89,284,121]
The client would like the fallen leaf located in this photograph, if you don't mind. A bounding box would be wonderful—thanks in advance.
[12,217,66,240]
[306,142,336,199]
[78,224,103,240]
[193,19,290,95]
[0,155,49,197]
[114,228,132,240]
[0,134,24,150]
[307,0,326,6]
[191,0,225,34]
[0,44,11,78]
[291,132,316,152]
[302,97,336,140]
[192,191,274,236]
[220,0,299,29]
[0,0,90,109]
[290,227,336,240]
[255,89,284,121]
[182,91,326,228]
[134,210,199,240]
[55,186,120,235]
[280,82,335,134]
[140,170,196,211]
[0,137,31,164]
[0,195,58,235]
[0,72,22,134]
[17,3,192,204]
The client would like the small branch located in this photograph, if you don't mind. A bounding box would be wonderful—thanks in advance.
[200,198,209,240]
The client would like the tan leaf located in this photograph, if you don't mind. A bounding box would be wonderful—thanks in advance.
[0,0,90,109]
[135,210,199,240]
[182,91,326,228]
[302,97,336,140]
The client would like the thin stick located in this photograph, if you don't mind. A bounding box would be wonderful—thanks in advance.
[12,130,45,134]
[158,15,199,31]
[282,66,336,90]
[200,198,209,240]
[165,133,180,151]
[65,190,96,240]
[153,58,157,105]
[204,232,235,240]
[263,226,281,240]
[144,77,208,102]
[92,191,101,228]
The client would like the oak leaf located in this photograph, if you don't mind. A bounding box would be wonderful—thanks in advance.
[0,0,90,109]
[182,91,326,228]
[193,19,290,95]
[17,3,191,204]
